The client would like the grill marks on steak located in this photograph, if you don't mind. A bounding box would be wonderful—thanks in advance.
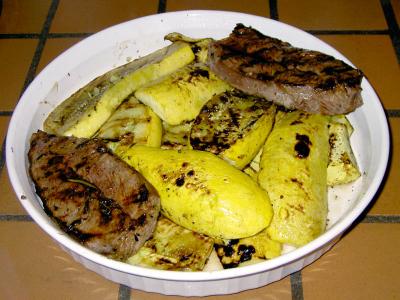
[28,130,160,260]
[208,24,364,115]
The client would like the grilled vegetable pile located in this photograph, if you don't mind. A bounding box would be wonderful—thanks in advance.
[35,30,362,271]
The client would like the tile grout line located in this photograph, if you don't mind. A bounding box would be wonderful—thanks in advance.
[158,0,167,13]
[0,33,41,39]
[47,32,92,38]
[118,285,131,300]
[0,135,5,173]
[387,109,400,117]
[380,0,400,64]
[0,215,33,222]
[0,32,93,39]
[19,0,60,98]
[269,0,279,20]
[362,215,400,223]
[290,271,304,300]
[308,29,389,35]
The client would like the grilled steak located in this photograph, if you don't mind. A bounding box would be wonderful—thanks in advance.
[208,24,363,115]
[28,130,160,260]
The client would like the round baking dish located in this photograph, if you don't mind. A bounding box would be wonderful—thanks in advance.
[6,10,390,296]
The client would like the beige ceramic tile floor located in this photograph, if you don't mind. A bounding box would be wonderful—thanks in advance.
[0,1,399,299]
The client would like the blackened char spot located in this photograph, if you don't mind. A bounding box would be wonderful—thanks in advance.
[219,94,229,103]
[227,239,239,246]
[44,170,53,177]
[98,197,115,224]
[134,185,149,203]
[191,45,201,54]
[290,120,303,125]
[222,244,234,257]
[295,133,311,158]
[228,108,240,127]
[179,254,191,262]
[190,68,209,79]
[238,244,255,262]
[74,158,88,170]
[96,145,108,153]
[48,155,63,166]
[64,220,93,242]
[223,262,239,269]
[137,214,146,226]
[175,176,185,187]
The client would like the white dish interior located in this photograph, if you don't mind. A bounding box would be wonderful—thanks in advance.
[6,10,389,296]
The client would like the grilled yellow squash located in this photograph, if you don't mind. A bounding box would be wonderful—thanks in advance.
[135,64,231,125]
[214,231,281,268]
[44,41,195,137]
[190,90,276,169]
[118,145,273,240]
[258,111,330,246]
[95,96,162,152]
[127,216,214,271]
[330,114,354,136]
[165,32,212,64]
[327,119,360,186]
[161,120,193,150]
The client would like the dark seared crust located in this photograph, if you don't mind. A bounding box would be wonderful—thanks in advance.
[208,24,363,115]
[28,130,160,261]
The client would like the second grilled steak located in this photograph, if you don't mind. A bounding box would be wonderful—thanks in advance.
[28,130,160,260]
[208,24,363,115]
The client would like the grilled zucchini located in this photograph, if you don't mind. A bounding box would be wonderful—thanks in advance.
[127,216,214,271]
[95,96,162,151]
[190,90,276,169]
[258,111,330,246]
[44,41,195,137]
[135,64,231,125]
[119,145,273,239]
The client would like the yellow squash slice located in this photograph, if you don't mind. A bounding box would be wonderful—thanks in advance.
[118,145,273,240]
[327,118,361,186]
[44,41,195,137]
[190,90,276,169]
[258,111,330,246]
[127,216,214,271]
[135,64,231,125]
[95,96,162,152]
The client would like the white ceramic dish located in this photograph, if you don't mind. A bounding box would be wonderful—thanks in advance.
[6,11,389,296]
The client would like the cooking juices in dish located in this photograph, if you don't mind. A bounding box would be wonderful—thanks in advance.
[28,24,362,271]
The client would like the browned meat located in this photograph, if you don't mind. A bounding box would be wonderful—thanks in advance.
[28,130,160,261]
[208,24,363,115]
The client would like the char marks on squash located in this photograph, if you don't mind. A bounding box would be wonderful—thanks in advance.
[207,24,363,115]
